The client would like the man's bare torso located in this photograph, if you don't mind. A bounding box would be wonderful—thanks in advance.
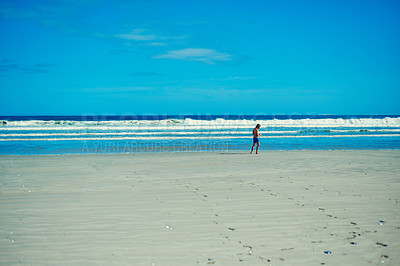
[253,128,259,137]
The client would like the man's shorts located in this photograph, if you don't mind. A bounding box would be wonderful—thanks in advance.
[253,137,259,143]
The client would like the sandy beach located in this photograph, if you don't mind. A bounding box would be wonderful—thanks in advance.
[0,150,399,265]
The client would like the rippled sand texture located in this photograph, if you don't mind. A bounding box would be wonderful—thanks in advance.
[0,151,399,265]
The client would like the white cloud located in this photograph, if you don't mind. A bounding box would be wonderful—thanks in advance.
[148,42,168,46]
[115,29,156,41]
[228,76,256,80]
[84,87,154,93]
[114,29,186,48]
[154,48,232,64]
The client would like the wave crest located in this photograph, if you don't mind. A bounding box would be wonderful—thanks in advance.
[1,117,399,128]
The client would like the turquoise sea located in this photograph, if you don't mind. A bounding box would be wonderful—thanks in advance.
[0,115,399,154]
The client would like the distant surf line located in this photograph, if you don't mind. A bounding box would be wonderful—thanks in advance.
[2,134,400,141]
[1,117,400,129]
[2,129,400,138]
[2,125,400,132]
[0,131,296,137]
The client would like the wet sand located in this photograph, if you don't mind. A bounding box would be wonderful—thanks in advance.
[0,151,399,265]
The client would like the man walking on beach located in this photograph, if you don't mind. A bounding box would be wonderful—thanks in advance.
[250,124,261,154]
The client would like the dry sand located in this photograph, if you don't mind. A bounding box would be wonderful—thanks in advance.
[0,150,399,265]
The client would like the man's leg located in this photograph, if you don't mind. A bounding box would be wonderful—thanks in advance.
[250,143,255,154]
[256,142,260,154]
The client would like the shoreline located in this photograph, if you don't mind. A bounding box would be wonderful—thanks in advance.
[1,147,400,156]
[1,150,399,265]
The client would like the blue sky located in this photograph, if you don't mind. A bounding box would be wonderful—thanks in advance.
[0,0,399,115]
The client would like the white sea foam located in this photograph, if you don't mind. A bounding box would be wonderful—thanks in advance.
[0,126,255,131]
[1,117,400,129]
[0,130,299,137]
[1,134,400,142]
[329,129,400,133]
[2,129,400,137]
[0,132,228,137]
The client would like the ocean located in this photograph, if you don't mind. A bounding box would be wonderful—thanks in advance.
[0,115,399,155]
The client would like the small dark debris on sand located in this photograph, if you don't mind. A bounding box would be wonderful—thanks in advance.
[376,242,388,247]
